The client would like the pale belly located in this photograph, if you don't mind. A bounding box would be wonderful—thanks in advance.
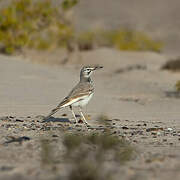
[72,93,94,107]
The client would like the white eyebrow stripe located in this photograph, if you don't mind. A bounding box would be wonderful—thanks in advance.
[86,68,93,70]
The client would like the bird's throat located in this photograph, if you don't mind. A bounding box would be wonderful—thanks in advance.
[80,76,92,83]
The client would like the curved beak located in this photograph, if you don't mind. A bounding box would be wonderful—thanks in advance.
[94,65,103,70]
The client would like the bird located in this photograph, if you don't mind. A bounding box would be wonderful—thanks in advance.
[44,65,103,127]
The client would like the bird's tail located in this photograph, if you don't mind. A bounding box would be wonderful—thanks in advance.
[44,105,61,120]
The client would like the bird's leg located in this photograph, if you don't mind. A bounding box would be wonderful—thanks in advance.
[78,106,90,127]
[69,105,78,124]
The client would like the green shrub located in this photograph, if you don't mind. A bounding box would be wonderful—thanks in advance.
[175,81,180,92]
[162,58,180,71]
[105,30,163,52]
[62,0,79,11]
[0,0,162,55]
[0,0,76,54]
[77,29,163,52]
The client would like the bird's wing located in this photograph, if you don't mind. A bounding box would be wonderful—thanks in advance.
[44,82,93,120]
[58,82,94,108]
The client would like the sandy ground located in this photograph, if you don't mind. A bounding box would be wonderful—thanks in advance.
[0,48,180,179]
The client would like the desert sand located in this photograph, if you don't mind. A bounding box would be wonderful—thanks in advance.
[0,48,180,180]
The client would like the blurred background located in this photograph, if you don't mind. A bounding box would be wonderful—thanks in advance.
[0,0,180,57]
[74,0,180,54]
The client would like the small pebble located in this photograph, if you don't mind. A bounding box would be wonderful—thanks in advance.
[146,127,163,132]
[15,119,24,122]
[113,119,120,121]
[141,136,148,139]
[75,124,82,128]
[122,126,129,130]
[139,131,144,135]
[68,127,73,130]
[167,128,173,131]
[52,134,58,137]
[133,140,138,143]
[151,132,157,135]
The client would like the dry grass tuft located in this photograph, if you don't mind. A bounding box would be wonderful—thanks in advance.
[77,29,163,52]
[0,0,76,54]
[40,138,56,170]
[162,58,180,72]
[175,81,180,92]
[63,124,134,180]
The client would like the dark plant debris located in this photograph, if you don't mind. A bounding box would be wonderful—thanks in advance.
[115,64,147,74]
[3,136,30,145]
[161,58,180,71]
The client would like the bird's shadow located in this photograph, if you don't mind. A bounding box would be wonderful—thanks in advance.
[42,117,71,123]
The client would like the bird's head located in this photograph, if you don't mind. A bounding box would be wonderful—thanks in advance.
[80,65,103,78]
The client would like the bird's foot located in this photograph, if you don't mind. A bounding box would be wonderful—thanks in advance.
[70,119,78,124]
[85,123,93,129]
